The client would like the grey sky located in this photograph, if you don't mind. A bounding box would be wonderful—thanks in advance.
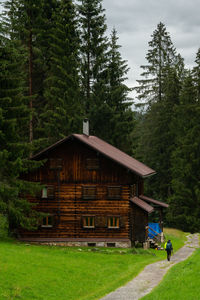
[103,0,200,99]
[1,0,199,101]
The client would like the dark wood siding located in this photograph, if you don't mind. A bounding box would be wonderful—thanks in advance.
[20,184,130,239]
[20,139,145,242]
[131,202,148,242]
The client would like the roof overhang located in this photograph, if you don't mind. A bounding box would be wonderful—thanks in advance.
[31,134,156,178]
[130,197,154,213]
[139,195,169,208]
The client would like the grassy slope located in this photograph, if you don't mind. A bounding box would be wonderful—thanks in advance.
[0,229,187,300]
[141,247,200,300]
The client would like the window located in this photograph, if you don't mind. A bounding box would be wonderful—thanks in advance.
[83,216,95,228]
[41,186,54,199]
[49,158,63,170]
[130,184,137,197]
[82,186,96,199]
[108,217,120,228]
[42,216,53,227]
[107,186,121,199]
[86,158,99,170]
[42,187,48,198]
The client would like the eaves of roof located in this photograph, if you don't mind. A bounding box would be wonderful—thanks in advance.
[31,134,156,178]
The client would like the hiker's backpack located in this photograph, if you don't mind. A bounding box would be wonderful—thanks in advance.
[166,242,172,250]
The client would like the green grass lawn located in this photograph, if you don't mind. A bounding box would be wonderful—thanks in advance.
[141,247,200,300]
[0,229,187,300]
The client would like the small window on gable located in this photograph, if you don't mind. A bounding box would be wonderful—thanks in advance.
[41,186,54,199]
[83,216,95,228]
[83,186,96,199]
[86,158,99,170]
[130,184,137,197]
[108,217,120,229]
[42,187,48,198]
[42,216,53,227]
[107,186,121,199]
[49,158,63,170]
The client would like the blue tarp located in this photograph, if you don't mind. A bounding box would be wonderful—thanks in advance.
[148,223,161,239]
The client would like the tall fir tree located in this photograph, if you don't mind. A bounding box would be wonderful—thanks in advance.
[3,0,44,146]
[105,28,134,153]
[193,48,200,102]
[135,22,184,107]
[134,67,182,203]
[0,31,41,234]
[77,0,109,123]
[167,74,200,232]
[40,0,82,147]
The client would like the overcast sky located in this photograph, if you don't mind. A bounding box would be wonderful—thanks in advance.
[103,0,200,100]
[1,0,199,101]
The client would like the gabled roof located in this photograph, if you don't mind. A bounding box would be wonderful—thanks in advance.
[32,134,156,178]
[139,195,169,208]
[130,197,154,213]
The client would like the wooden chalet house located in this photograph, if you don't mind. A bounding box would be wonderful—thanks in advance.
[20,123,168,248]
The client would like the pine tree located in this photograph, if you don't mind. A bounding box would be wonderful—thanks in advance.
[0,32,41,234]
[167,74,200,232]
[77,0,109,118]
[135,22,184,107]
[193,48,200,102]
[134,67,181,201]
[40,0,82,147]
[3,0,45,146]
[105,28,134,153]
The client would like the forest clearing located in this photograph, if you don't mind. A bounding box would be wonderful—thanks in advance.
[0,228,196,300]
[1,0,200,299]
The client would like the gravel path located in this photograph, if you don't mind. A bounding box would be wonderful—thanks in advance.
[100,233,199,300]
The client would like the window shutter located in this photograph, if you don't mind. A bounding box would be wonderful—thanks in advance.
[86,158,99,170]
[50,158,63,170]
[96,216,106,227]
[120,216,126,228]
[82,186,96,199]
[107,186,121,199]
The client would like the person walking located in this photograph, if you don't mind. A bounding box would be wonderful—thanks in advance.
[164,240,173,261]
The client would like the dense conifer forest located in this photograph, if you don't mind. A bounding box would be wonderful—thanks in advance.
[0,0,200,234]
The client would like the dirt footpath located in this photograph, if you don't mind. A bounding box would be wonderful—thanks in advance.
[100,233,199,300]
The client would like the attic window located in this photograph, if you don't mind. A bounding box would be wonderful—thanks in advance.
[82,186,96,199]
[42,186,54,199]
[108,217,120,229]
[107,186,121,199]
[49,158,63,170]
[83,216,95,228]
[86,158,99,170]
[41,216,53,228]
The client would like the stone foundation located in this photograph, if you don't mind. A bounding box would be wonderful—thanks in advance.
[29,240,131,248]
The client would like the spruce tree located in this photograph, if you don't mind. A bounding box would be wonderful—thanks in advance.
[40,0,82,147]
[193,48,200,102]
[134,67,181,201]
[167,74,200,232]
[135,22,184,107]
[105,28,134,153]
[0,32,41,234]
[77,0,109,120]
